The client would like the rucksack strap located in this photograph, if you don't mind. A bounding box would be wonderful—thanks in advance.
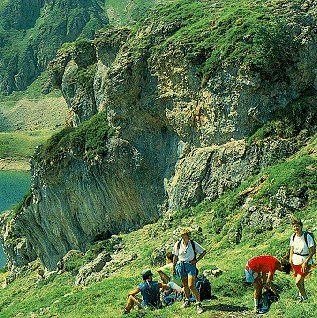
[177,239,196,259]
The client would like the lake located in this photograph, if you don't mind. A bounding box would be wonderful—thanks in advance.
[0,171,31,267]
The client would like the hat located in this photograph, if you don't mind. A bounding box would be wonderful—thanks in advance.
[180,228,191,236]
[141,269,153,277]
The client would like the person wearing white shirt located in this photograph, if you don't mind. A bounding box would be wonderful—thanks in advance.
[172,228,206,314]
[289,218,315,302]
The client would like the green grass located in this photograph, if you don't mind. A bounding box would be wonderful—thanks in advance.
[124,0,314,82]
[0,130,55,159]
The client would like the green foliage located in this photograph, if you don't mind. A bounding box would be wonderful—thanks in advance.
[131,0,314,83]
[248,94,317,144]
[11,190,32,216]
[39,112,113,166]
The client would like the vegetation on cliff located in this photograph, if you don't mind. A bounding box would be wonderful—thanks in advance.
[127,0,316,83]
[39,112,113,168]
[0,133,316,317]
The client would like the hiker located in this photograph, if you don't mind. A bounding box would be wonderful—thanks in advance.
[123,269,169,314]
[172,228,206,314]
[244,255,291,314]
[157,251,183,292]
[289,217,315,302]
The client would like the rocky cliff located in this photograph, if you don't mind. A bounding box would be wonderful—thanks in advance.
[0,0,108,95]
[1,0,317,270]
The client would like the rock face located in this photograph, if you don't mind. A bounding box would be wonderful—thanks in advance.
[0,0,108,95]
[1,0,317,269]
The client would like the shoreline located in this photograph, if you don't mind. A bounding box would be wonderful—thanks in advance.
[0,158,30,172]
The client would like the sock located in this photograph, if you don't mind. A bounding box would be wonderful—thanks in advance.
[254,298,259,309]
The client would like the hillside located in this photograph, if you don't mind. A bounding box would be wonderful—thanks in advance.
[0,132,316,317]
[0,0,316,317]
[0,0,108,96]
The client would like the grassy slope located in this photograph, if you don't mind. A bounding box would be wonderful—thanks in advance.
[0,134,316,317]
[0,73,68,170]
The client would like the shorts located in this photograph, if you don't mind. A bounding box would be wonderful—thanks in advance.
[244,264,259,283]
[176,262,197,277]
[292,264,311,277]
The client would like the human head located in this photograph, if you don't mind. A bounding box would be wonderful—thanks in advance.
[291,217,303,228]
[180,227,191,238]
[280,259,291,274]
[141,269,153,281]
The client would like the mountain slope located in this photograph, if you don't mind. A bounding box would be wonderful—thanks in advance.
[0,0,108,95]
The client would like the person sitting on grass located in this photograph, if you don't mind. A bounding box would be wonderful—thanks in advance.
[123,269,170,314]
[244,255,291,314]
[157,251,183,293]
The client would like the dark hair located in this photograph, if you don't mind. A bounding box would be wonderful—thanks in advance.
[166,251,174,261]
[281,259,292,274]
[291,217,303,227]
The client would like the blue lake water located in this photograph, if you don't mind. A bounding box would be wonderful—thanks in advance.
[0,171,31,267]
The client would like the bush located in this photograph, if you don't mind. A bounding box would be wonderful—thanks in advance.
[39,112,113,167]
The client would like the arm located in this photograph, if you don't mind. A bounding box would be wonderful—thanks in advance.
[172,254,178,276]
[158,282,170,291]
[264,272,279,296]
[289,246,294,266]
[128,287,140,297]
[190,249,206,265]
[302,246,314,271]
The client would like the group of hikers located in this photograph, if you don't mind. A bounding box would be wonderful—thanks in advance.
[123,217,315,315]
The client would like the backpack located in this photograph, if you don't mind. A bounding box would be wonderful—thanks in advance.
[177,239,196,259]
[195,275,212,301]
[292,231,316,256]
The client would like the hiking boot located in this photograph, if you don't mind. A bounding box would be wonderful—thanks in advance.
[122,308,130,314]
[181,299,190,308]
[296,295,308,303]
[196,302,204,314]
[254,307,261,314]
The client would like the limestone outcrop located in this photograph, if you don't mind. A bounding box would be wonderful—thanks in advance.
[1,0,317,270]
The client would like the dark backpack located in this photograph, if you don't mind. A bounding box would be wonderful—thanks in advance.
[292,231,316,256]
[195,275,212,301]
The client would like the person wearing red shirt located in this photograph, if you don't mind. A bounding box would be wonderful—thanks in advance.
[244,255,291,313]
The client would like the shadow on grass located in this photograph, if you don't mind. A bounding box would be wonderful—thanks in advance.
[204,303,249,313]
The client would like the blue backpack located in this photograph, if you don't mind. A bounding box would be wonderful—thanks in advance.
[139,280,161,308]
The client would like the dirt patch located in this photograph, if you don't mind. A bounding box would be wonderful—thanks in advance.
[0,158,30,171]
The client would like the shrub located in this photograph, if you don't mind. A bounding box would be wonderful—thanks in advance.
[39,112,113,167]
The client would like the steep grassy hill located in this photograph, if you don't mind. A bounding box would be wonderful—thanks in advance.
[0,132,316,317]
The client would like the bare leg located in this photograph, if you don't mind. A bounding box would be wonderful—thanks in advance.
[182,276,190,299]
[188,275,200,302]
[295,275,307,297]
[125,295,141,312]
